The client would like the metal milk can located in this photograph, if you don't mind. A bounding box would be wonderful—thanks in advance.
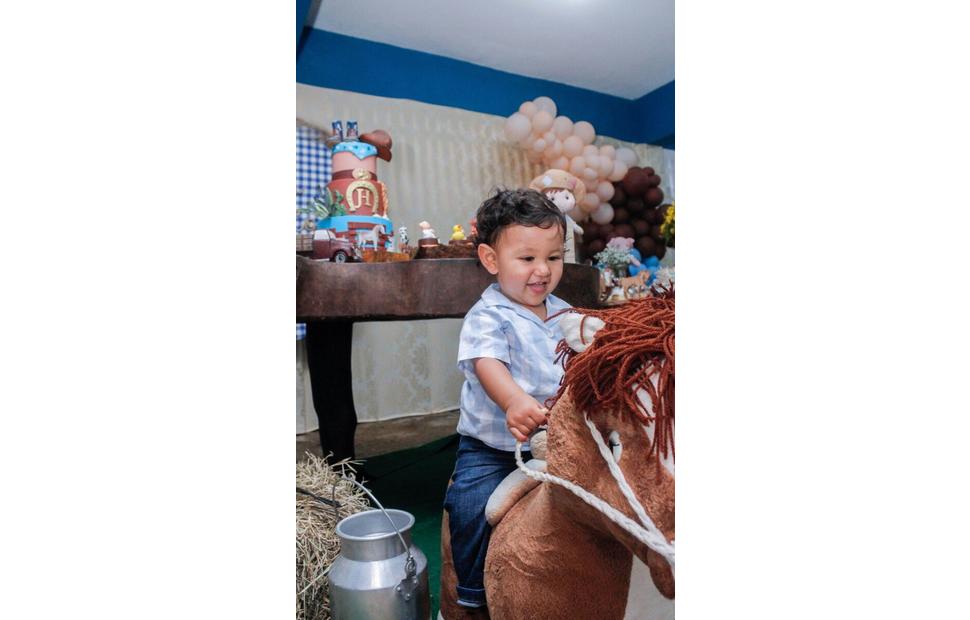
[329,508,430,619]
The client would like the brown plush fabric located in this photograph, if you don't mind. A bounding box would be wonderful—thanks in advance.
[439,392,675,619]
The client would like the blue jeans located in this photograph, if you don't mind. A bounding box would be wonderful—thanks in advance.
[443,435,531,607]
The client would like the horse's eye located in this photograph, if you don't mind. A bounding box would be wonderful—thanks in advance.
[608,430,622,462]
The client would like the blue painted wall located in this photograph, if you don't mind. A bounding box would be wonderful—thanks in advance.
[296,28,673,148]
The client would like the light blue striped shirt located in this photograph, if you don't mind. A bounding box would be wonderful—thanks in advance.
[456,283,572,451]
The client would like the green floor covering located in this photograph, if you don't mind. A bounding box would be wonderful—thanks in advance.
[360,434,459,618]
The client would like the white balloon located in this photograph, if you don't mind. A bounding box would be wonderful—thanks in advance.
[583,167,598,183]
[591,202,615,225]
[582,193,601,212]
[533,96,557,117]
[598,144,616,159]
[533,138,547,152]
[608,160,629,182]
[519,101,538,118]
[503,112,532,142]
[582,144,599,159]
[543,131,557,144]
[615,147,638,167]
[585,154,600,172]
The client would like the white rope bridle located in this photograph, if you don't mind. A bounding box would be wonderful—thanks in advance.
[514,415,675,570]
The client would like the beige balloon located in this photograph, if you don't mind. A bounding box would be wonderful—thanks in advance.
[608,160,629,182]
[533,96,557,117]
[519,101,538,118]
[532,110,554,133]
[569,156,586,177]
[552,115,574,140]
[550,155,570,170]
[562,135,584,158]
[595,180,615,202]
[574,121,596,145]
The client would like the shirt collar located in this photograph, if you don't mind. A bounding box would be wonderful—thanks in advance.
[481,283,568,327]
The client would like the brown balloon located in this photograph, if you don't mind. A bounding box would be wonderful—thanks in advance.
[623,170,650,197]
[642,167,654,177]
[654,244,666,260]
[611,223,635,240]
[626,198,645,214]
[633,219,649,236]
[597,223,614,241]
[643,207,661,225]
[644,187,664,208]
[650,224,664,240]
[609,184,627,206]
[648,174,662,187]
[636,236,658,258]
[586,238,605,256]
[580,220,599,239]
[612,207,630,224]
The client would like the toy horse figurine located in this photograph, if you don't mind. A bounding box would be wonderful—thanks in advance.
[440,291,675,619]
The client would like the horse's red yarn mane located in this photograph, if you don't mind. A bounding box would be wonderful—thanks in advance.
[549,286,675,460]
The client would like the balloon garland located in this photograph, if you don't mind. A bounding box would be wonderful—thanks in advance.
[503,96,639,226]
[579,167,670,260]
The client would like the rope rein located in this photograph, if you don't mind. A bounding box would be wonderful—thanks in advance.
[514,417,675,570]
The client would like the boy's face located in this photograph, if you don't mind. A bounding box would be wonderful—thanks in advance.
[478,224,565,317]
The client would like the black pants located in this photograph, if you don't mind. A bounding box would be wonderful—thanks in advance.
[304,321,357,462]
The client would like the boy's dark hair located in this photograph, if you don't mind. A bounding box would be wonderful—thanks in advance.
[474,188,567,248]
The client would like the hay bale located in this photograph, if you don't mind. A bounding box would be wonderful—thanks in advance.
[296,455,371,620]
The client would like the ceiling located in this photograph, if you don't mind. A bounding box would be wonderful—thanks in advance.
[305,0,674,100]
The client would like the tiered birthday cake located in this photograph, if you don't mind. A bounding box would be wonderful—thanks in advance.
[315,122,394,251]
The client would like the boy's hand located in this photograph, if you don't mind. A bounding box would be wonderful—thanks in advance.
[505,394,548,443]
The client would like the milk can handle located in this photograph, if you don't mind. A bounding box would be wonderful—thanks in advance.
[339,476,417,579]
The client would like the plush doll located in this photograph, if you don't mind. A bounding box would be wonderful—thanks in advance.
[529,169,587,263]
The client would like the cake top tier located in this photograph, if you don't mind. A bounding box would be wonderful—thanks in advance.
[333,141,378,160]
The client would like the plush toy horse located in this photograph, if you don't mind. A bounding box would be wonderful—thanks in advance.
[439,291,675,619]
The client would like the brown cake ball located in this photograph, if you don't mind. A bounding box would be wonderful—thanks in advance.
[633,218,650,237]
[644,187,665,208]
[609,184,627,206]
[635,235,658,257]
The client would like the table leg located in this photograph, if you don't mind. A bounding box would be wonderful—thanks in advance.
[304,321,357,462]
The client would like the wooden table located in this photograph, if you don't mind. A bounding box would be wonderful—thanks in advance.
[296,257,601,460]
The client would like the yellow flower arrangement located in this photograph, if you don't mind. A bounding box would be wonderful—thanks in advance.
[660,202,675,247]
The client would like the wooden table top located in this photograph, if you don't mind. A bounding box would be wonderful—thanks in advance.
[296,257,601,322]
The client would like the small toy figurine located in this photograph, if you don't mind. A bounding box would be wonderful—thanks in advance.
[451,224,466,241]
[398,226,409,250]
[418,220,439,247]
[419,221,437,239]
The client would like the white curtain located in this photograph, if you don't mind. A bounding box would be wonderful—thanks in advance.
[296,84,674,422]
